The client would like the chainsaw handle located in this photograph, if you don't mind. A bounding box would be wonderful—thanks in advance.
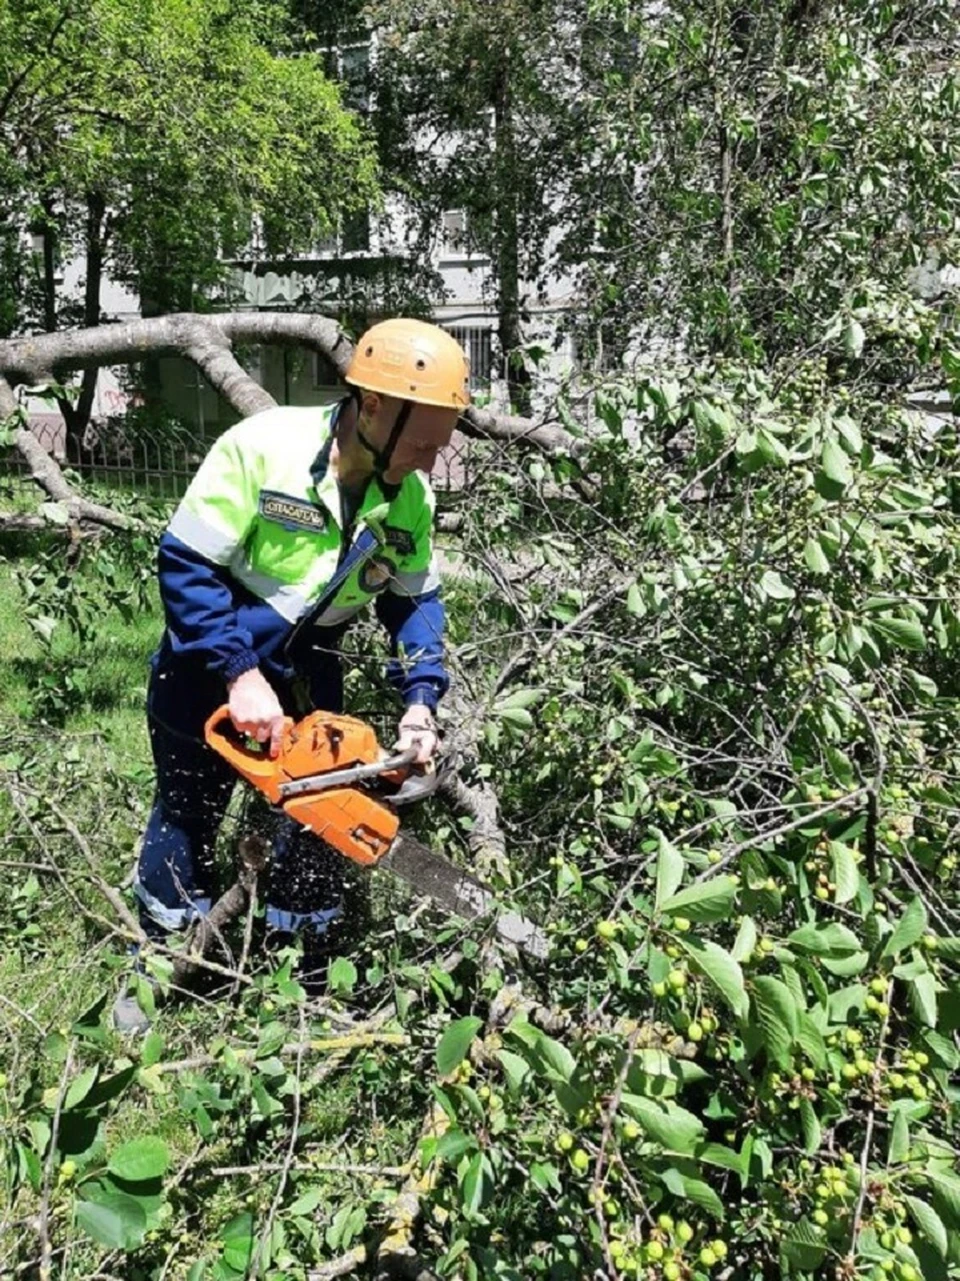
[203,703,294,780]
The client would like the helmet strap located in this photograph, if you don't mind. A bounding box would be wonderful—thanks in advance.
[356,398,413,477]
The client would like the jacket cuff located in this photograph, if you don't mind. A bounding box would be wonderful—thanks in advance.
[220,650,260,684]
[404,683,441,713]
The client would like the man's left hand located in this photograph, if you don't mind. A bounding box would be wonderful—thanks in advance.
[395,705,439,764]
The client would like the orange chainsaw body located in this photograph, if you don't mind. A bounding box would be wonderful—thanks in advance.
[204,707,400,866]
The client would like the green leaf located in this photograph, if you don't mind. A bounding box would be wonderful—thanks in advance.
[496,687,545,711]
[141,1031,164,1069]
[64,1066,100,1111]
[888,1111,910,1165]
[328,957,357,995]
[496,706,533,728]
[39,501,70,526]
[780,1218,828,1271]
[731,915,757,963]
[904,1196,948,1258]
[872,616,926,652]
[678,938,748,1018]
[107,1136,170,1182]
[751,976,799,1069]
[660,1168,725,1219]
[821,437,853,491]
[800,1099,822,1155]
[626,582,643,616]
[620,1096,704,1155]
[496,1049,530,1095]
[76,1196,147,1250]
[928,1171,960,1228]
[830,842,860,905]
[460,1150,487,1216]
[844,318,866,359]
[659,876,737,923]
[435,1129,478,1162]
[788,922,862,957]
[907,971,938,1028]
[436,1016,483,1078]
[803,537,831,575]
[221,1211,254,1272]
[796,1014,827,1071]
[881,897,929,959]
[759,569,795,600]
[655,833,684,909]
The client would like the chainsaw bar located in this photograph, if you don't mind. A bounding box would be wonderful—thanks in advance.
[380,834,549,960]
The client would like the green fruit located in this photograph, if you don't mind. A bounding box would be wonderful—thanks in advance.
[663,1263,682,1281]
[699,1246,718,1268]
[870,977,888,996]
[574,938,589,953]
[673,916,692,932]
[677,1221,694,1244]
[687,1021,704,1042]
[657,1213,675,1233]
[556,1132,574,1152]
[815,1183,831,1200]
[622,1121,640,1142]
[571,1148,590,1172]
[813,1209,829,1226]
[921,935,938,951]
[667,969,687,991]
[59,1159,77,1179]
[646,1240,665,1261]
[711,1240,728,1260]
[896,1227,912,1245]
[900,1267,918,1281]
[652,981,667,998]
[596,920,618,940]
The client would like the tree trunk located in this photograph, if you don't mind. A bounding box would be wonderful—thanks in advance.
[492,60,532,418]
[60,192,106,463]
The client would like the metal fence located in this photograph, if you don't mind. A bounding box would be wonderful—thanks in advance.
[2,412,478,503]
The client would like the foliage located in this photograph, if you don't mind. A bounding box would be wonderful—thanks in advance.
[3,275,960,1277]
[0,0,379,327]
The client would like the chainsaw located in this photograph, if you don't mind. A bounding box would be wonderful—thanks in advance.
[204,706,547,959]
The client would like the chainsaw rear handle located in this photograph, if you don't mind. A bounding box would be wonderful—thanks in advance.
[204,704,295,782]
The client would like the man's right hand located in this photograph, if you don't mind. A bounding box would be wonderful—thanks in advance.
[227,667,286,758]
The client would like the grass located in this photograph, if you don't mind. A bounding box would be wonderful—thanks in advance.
[0,532,449,1277]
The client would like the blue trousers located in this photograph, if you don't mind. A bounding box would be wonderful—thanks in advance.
[134,648,346,942]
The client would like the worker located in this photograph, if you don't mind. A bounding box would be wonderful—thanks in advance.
[113,318,470,1031]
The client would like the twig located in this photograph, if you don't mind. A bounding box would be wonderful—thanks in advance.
[308,1247,368,1280]
[211,1162,406,1177]
[37,1040,75,1281]
[694,789,869,882]
[252,1008,307,1277]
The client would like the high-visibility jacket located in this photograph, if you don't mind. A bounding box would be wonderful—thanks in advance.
[156,400,448,709]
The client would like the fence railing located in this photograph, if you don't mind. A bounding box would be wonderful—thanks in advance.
[2,414,478,503]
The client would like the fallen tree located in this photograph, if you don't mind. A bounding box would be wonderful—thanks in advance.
[0,312,586,534]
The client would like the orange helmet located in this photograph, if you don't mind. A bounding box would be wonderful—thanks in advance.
[345,318,471,410]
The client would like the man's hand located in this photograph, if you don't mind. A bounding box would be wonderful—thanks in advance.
[395,704,438,765]
[227,667,286,758]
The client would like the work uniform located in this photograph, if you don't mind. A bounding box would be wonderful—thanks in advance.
[134,399,448,943]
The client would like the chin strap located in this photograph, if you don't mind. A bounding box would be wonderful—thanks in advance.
[356,398,413,476]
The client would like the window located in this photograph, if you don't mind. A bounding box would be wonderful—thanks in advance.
[439,209,469,258]
[446,325,492,389]
[310,209,370,258]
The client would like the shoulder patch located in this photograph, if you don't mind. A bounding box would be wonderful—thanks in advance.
[383,524,416,556]
[259,490,329,533]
